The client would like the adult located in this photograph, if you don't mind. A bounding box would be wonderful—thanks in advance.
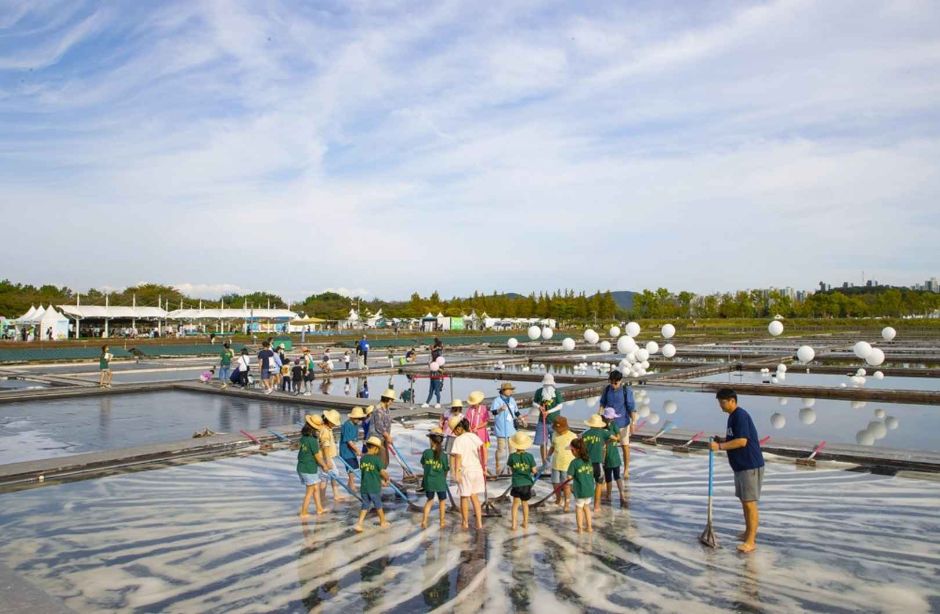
[423,364,444,408]
[371,389,395,466]
[598,370,637,477]
[449,417,485,530]
[464,391,491,462]
[356,335,370,369]
[218,342,234,389]
[98,345,113,388]
[257,341,275,394]
[531,373,563,465]
[320,348,334,373]
[710,388,765,554]
[236,348,250,387]
[430,337,444,362]
[490,382,520,476]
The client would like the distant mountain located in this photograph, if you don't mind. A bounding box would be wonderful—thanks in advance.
[610,290,637,310]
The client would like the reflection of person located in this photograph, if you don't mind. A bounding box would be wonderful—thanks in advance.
[298,416,328,517]
[450,418,485,530]
[354,436,390,532]
[567,438,594,532]
[420,428,450,529]
[598,370,637,477]
[98,345,113,388]
[508,432,537,530]
[710,388,764,554]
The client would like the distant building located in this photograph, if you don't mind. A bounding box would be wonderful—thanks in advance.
[927,277,939,293]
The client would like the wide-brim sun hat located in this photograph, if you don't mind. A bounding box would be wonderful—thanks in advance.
[323,409,341,426]
[305,414,323,428]
[365,436,383,449]
[448,416,465,431]
[380,388,396,400]
[450,399,464,409]
[427,426,445,439]
[364,405,374,416]
[498,382,516,393]
[509,432,533,450]
[541,373,555,385]
[584,414,607,428]
[349,406,366,419]
[602,407,621,420]
[467,390,485,405]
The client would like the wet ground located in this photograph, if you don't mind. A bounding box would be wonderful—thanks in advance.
[0,422,937,612]
[695,370,940,391]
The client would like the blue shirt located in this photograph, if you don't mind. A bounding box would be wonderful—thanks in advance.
[726,407,765,472]
[599,384,636,429]
[358,340,370,354]
[339,420,359,461]
[491,395,518,438]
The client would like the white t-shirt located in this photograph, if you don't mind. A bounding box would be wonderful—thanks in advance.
[450,432,484,473]
[237,355,250,372]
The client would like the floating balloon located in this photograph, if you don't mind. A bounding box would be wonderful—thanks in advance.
[771,413,786,429]
[865,348,885,366]
[609,326,621,338]
[874,408,886,419]
[771,376,778,384]
[616,336,636,354]
[796,345,815,363]
[625,322,641,337]
[638,406,650,418]
[636,349,650,362]
[527,326,541,341]
[868,420,887,440]
[882,327,896,341]
[799,407,816,425]
[873,370,884,380]
[647,413,661,425]
[856,430,875,446]
[768,320,784,336]
[853,342,872,360]
[777,364,787,373]
[851,375,866,386]
[541,327,553,340]
[507,337,519,349]
[599,340,612,352]
[661,324,676,339]
[855,368,867,377]
[663,400,678,414]
[661,343,676,358]
[885,416,899,430]
[645,341,659,355]
[561,337,576,351]
[583,329,597,343]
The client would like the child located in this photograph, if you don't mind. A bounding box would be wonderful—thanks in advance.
[602,408,627,506]
[361,405,374,453]
[298,415,328,517]
[548,416,577,511]
[200,366,215,383]
[441,400,464,455]
[567,438,595,533]
[508,432,538,530]
[340,407,366,494]
[343,350,351,370]
[583,414,615,512]
[280,358,292,393]
[387,347,395,368]
[319,410,345,502]
[291,359,304,396]
[420,428,450,529]
[99,345,113,388]
[355,436,390,532]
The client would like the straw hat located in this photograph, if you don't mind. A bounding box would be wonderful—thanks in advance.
[509,432,533,451]
[498,382,516,394]
[380,388,396,400]
[467,390,485,405]
[305,414,323,428]
[450,398,464,409]
[365,436,383,449]
[448,416,465,431]
[322,409,341,426]
[364,405,375,416]
[349,406,366,419]
[602,407,621,420]
[584,414,606,428]
[427,427,444,439]
[541,373,556,385]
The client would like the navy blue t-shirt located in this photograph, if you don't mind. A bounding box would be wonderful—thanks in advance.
[598,384,636,429]
[726,407,764,472]
[257,349,274,370]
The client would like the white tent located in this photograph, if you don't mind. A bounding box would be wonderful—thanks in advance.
[38,306,69,340]
[17,305,37,322]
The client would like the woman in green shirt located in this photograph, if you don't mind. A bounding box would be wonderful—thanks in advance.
[420,428,450,529]
[298,415,328,517]
[98,345,113,388]
[567,438,595,533]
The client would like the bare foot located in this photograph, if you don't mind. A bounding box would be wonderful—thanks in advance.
[439,522,446,528]
[619,498,629,507]
[354,524,364,533]
[420,521,428,529]
[334,496,347,502]
[577,527,583,533]
[379,522,390,529]
[563,507,570,513]
[593,506,601,513]
[522,522,528,529]
[461,523,469,530]
[475,522,483,529]
[316,508,327,515]
[511,524,518,531]
[587,527,594,533]
[737,542,757,553]
[299,511,310,519]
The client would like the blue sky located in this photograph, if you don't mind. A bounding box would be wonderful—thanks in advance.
[1,0,938,301]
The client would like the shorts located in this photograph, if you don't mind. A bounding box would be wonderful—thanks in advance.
[298,471,320,486]
[304,373,314,382]
[619,426,631,443]
[575,497,592,508]
[342,455,359,470]
[604,466,621,483]
[734,467,764,502]
[534,425,550,446]
[425,490,447,501]
[261,368,272,379]
[361,492,383,510]
[591,462,605,484]
[510,485,533,501]
[552,469,567,484]
[497,437,509,455]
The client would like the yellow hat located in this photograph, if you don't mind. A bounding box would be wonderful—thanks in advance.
[380,388,396,400]
[498,382,516,393]
[364,405,375,416]
[428,427,445,438]
[448,416,465,431]
[349,406,366,419]
[467,390,485,405]
[322,409,341,427]
[509,431,533,450]
[365,436,383,449]
[305,414,323,428]
[450,398,464,409]
[584,414,606,429]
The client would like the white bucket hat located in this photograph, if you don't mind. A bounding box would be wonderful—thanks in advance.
[541,373,556,385]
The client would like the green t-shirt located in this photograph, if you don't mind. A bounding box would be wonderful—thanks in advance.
[509,451,536,487]
[604,423,621,468]
[567,458,595,499]
[582,428,610,464]
[360,454,385,495]
[420,449,450,493]
[220,348,234,366]
[297,435,320,474]
[99,353,111,370]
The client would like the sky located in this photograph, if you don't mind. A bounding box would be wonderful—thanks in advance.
[1,0,939,301]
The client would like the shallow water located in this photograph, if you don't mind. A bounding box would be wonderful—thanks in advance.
[696,370,940,391]
[311,374,542,405]
[0,423,937,612]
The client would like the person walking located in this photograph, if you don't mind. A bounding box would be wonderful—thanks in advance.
[449,418,485,530]
[710,388,765,554]
[598,370,637,477]
[218,342,234,388]
[98,345,113,388]
[357,335,370,369]
[531,373,563,465]
[257,341,275,394]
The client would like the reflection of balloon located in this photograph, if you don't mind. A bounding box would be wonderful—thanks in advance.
[645,341,659,355]
[626,322,641,337]
[796,345,815,363]
[768,321,784,336]
[777,364,787,373]
[851,375,866,386]
[868,420,887,440]
[882,326,896,341]
[873,370,884,380]
[799,407,816,424]
[541,327,553,340]
[778,397,788,406]
[609,326,621,338]
[527,326,541,340]
[561,337,576,351]
[648,413,660,425]
[853,342,872,359]
[885,416,899,430]
[865,348,885,366]
[777,372,786,382]
[802,398,816,407]
[771,413,785,429]
[638,406,650,418]
[661,324,676,339]
[616,336,637,354]
[856,430,874,445]
[874,408,886,419]
[636,349,650,362]
[663,400,678,414]
[507,338,519,349]
[855,368,866,377]
[599,340,611,352]
[851,401,867,410]
[662,344,676,358]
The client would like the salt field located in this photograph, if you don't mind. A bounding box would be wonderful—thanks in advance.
[696,370,940,391]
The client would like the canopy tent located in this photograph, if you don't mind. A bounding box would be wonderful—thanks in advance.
[38,306,69,340]
[16,306,37,322]
[165,308,298,320]
[59,305,168,319]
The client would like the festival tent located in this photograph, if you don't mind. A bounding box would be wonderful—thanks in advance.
[38,306,69,340]
[16,306,37,322]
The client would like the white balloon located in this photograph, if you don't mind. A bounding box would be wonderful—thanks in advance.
[661,343,676,358]
[771,376,778,384]
[855,368,867,377]
[636,349,650,362]
[661,324,676,339]
[874,408,886,419]
[882,326,896,341]
[616,336,636,354]
[583,329,596,342]
[768,320,784,336]
[851,375,865,386]
[802,398,816,408]
[777,372,786,382]
[561,337,576,351]
[799,407,816,425]
[587,330,600,345]
[856,430,875,446]
[625,322,641,337]
[865,348,885,366]
[868,420,887,440]
[796,345,815,363]
[648,413,660,425]
[640,360,650,370]
[541,327,553,340]
[663,400,678,414]
[429,361,440,372]
[435,356,446,367]
[873,370,884,380]
[776,364,787,373]
[771,413,786,429]
[527,326,541,341]
[645,341,659,355]
[609,326,621,338]
[885,416,899,430]
[638,406,650,418]
[507,337,519,349]
[853,341,873,359]
[599,340,612,352]
[625,351,637,363]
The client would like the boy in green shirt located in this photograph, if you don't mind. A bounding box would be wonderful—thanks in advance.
[298,415,328,517]
[508,432,538,530]
[602,408,627,507]
[355,436,391,532]
[420,428,451,529]
[567,438,595,533]
[583,414,617,511]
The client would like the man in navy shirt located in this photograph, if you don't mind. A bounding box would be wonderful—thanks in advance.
[257,341,275,394]
[710,388,764,553]
[598,370,637,477]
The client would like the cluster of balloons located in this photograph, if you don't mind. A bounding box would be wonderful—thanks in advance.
[428,356,446,371]
[770,403,817,429]
[853,339,886,367]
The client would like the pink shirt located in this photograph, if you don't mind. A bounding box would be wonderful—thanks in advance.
[464,404,490,444]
